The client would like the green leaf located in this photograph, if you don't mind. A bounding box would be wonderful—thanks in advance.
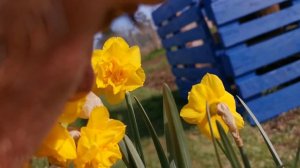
[164,108,176,162]
[119,140,131,167]
[206,102,223,168]
[170,160,177,168]
[134,96,170,168]
[163,84,192,168]
[216,121,241,168]
[125,92,145,163]
[124,135,146,168]
[293,140,300,168]
[238,146,251,168]
[237,96,283,167]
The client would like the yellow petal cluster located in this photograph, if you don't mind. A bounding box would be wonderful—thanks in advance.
[58,96,86,124]
[58,92,103,124]
[36,123,77,166]
[92,37,145,104]
[180,73,244,139]
[75,106,126,167]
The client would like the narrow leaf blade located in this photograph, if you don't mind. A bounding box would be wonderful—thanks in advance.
[119,140,131,167]
[206,102,223,168]
[125,92,145,163]
[238,147,251,168]
[163,84,192,168]
[124,135,146,168]
[237,96,283,167]
[216,121,241,168]
[134,96,170,168]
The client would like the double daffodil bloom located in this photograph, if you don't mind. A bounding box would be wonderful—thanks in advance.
[180,73,244,139]
[92,37,145,104]
[75,106,126,167]
[36,123,77,166]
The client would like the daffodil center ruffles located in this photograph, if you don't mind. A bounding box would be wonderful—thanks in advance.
[180,73,244,139]
[92,37,145,104]
[100,59,129,86]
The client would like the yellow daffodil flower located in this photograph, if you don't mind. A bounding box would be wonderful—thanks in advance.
[36,123,77,166]
[75,106,126,167]
[92,37,145,104]
[58,96,86,124]
[59,92,103,124]
[180,73,244,139]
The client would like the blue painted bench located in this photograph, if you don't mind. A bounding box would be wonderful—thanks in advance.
[152,0,223,98]
[204,0,300,123]
[152,0,300,123]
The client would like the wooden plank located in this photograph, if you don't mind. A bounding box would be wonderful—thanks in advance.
[225,27,300,77]
[237,59,300,99]
[162,26,208,49]
[157,6,203,38]
[172,67,220,80]
[167,44,215,65]
[246,81,300,124]
[209,0,285,25]
[219,3,300,47]
[176,78,199,98]
[152,0,195,26]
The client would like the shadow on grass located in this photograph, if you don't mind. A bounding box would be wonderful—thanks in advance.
[110,90,192,138]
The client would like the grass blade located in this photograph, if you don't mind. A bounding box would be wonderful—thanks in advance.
[293,140,300,168]
[237,96,283,167]
[124,135,146,168]
[125,92,145,163]
[134,96,170,168]
[163,84,192,168]
[216,121,242,168]
[206,102,223,168]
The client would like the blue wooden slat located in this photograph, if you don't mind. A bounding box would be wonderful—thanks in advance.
[247,81,300,124]
[237,59,300,99]
[226,27,300,76]
[219,3,300,47]
[172,67,220,80]
[209,0,285,25]
[176,78,199,98]
[167,44,215,65]
[152,0,195,26]
[157,6,203,38]
[162,26,208,49]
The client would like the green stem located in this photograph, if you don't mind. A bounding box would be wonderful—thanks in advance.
[206,102,223,168]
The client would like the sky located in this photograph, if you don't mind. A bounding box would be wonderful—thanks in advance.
[110,4,161,35]
[93,4,161,49]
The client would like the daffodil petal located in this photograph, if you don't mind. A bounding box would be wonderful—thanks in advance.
[36,123,77,166]
[198,116,229,139]
[103,37,129,50]
[219,92,236,113]
[59,97,86,124]
[180,104,205,124]
[125,67,145,91]
[201,73,225,99]
[87,106,109,129]
[188,83,208,112]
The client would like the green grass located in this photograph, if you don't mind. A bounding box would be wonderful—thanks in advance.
[142,49,166,62]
